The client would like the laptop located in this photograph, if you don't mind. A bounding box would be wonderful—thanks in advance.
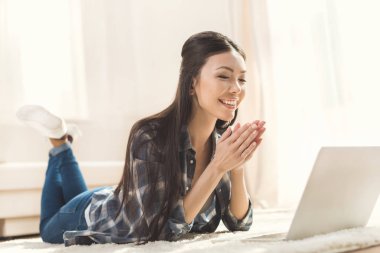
[248,146,380,241]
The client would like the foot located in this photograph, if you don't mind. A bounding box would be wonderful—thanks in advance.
[49,136,68,147]
[16,105,67,139]
[66,124,82,143]
[16,105,82,142]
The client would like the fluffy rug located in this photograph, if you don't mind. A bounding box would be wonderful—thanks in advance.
[1,209,380,253]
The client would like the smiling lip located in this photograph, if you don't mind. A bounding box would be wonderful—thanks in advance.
[219,99,238,110]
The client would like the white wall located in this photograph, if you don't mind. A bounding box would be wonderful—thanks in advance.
[0,0,238,163]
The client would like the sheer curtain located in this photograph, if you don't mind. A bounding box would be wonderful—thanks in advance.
[4,0,379,210]
[0,0,241,163]
[228,0,278,208]
[0,0,87,162]
[0,0,23,124]
[241,0,380,208]
[0,0,87,122]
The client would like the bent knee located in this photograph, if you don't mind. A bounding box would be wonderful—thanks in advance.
[40,224,64,244]
[40,231,64,244]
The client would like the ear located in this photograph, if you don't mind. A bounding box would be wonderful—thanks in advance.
[189,78,197,95]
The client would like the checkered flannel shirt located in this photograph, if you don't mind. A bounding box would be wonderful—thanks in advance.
[63,123,253,246]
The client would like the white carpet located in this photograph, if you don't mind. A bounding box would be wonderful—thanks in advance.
[1,209,380,253]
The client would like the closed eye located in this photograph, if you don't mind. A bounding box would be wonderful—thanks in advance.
[218,75,229,80]
[239,79,247,83]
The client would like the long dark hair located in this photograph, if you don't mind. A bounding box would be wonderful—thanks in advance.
[115,31,246,242]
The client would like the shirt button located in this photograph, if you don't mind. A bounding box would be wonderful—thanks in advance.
[189,159,194,164]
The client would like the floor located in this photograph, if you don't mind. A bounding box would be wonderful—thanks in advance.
[351,246,380,253]
[1,210,380,253]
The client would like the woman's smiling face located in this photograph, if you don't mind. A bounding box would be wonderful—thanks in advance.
[191,50,247,122]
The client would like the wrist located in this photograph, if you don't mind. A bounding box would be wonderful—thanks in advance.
[230,167,245,180]
[207,159,226,177]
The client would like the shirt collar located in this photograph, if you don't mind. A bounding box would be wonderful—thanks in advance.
[179,125,219,156]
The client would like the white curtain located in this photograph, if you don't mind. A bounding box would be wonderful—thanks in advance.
[228,0,278,208]
[243,0,380,208]
[0,0,87,122]
[0,0,87,163]
[0,0,246,164]
[0,0,23,124]
[0,0,271,210]
[4,0,379,211]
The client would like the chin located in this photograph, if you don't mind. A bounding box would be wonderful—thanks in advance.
[218,114,235,122]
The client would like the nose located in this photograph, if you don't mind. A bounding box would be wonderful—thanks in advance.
[230,80,242,94]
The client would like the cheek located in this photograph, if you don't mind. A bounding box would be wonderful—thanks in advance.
[239,88,246,102]
[195,82,219,103]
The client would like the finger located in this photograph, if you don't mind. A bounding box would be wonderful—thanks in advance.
[245,151,254,161]
[252,138,263,153]
[245,150,254,161]
[252,120,260,125]
[258,121,266,127]
[224,123,241,144]
[233,122,241,132]
[231,123,257,147]
[254,127,266,141]
[252,120,265,131]
[228,123,252,143]
[237,128,258,154]
[218,126,232,143]
[245,138,263,160]
[241,141,257,158]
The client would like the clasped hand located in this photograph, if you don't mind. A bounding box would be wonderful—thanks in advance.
[212,120,266,174]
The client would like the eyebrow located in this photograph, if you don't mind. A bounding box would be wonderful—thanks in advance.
[216,66,246,73]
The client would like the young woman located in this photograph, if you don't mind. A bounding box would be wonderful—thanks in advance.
[17,31,265,246]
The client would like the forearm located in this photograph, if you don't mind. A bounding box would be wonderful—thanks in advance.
[229,168,250,219]
[183,161,224,224]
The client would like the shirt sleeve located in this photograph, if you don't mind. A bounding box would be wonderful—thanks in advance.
[132,158,193,241]
[131,128,193,241]
[222,198,253,231]
[160,197,194,240]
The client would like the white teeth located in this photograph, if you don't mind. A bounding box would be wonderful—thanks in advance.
[220,100,237,106]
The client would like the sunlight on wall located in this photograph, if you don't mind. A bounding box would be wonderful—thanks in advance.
[266,0,380,207]
[332,0,380,144]
[6,0,87,119]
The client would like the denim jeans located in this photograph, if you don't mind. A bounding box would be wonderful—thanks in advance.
[39,143,102,243]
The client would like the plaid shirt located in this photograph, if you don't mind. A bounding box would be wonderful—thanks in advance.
[63,123,253,246]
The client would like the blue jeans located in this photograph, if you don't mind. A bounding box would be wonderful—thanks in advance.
[39,143,101,243]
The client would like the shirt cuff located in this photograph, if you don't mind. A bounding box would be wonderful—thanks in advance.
[162,198,194,241]
[222,199,253,231]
